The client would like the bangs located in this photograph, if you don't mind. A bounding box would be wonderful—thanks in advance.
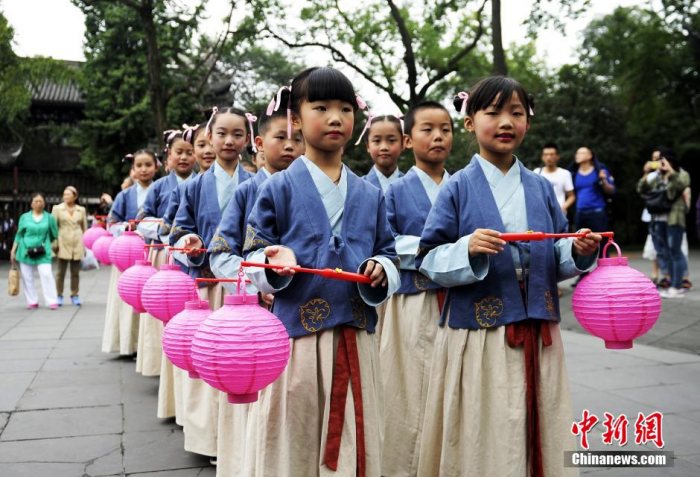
[291,67,357,112]
[461,76,533,118]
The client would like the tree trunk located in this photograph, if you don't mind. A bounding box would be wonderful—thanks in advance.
[491,0,508,76]
[138,0,167,147]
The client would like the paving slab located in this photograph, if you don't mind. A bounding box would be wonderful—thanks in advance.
[0,372,35,412]
[1,405,122,440]
[17,381,122,410]
[123,429,212,474]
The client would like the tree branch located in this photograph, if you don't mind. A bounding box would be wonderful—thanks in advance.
[262,28,408,109]
[332,0,396,93]
[418,0,487,99]
[192,1,237,98]
[386,0,417,103]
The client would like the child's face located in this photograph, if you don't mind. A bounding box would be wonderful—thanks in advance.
[256,117,304,173]
[295,99,354,153]
[366,121,402,170]
[168,138,195,177]
[208,113,249,162]
[465,91,529,161]
[132,153,157,183]
[405,108,452,164]
[193,129,215,172]
[541,147,559,167]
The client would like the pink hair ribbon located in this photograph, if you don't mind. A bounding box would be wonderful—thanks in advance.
[457,91,469,116]
[528,105,535,117]
[122,153,134,163]
[353,95,372,145]
[205,106,219,134]
[244,113,258,153]
[266,85,293,138]
[181,123,198,144]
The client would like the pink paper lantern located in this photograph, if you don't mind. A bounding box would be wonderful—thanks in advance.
[109,231,145,272]
[191,293,291,404]
[162,300,211,378]
[572,242,661,349]
[141,264,198,323]
[92,235,115,265]
[82,223,109,250]
[117,260,158,313]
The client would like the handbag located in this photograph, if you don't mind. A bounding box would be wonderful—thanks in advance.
[24,226,48,259]
[644,188,675,215]
[81,249,99,271]
[8,264,20,296]
[26,244,46,259]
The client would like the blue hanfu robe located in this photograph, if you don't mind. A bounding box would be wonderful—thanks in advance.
[386,165,449,294]
[363,165,403,194]
[108,183,150,229]
[417,154,596,329]
[244,155,400,338]
[170,161,252,279]
[208,168,271,293]
[137,172,192,241]
[415,154,587,476]
[242,156,400,476]
[380,165,451,476]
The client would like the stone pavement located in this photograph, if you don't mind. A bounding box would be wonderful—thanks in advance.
[0,250,698,476]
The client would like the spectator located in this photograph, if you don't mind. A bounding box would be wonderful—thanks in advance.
[637,146,691,299]
[52,186,88,306]
[570,146,615,273]
[10,192,59,309]
[534,142,575,215]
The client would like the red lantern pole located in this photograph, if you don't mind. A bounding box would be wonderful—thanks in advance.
[240,261,373,284]
[499,231,615,242]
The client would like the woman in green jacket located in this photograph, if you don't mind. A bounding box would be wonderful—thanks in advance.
[10,193,59,309]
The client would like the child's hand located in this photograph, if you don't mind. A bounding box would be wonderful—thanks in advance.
[573,228,601,256]
[183,235,204,255]
[259,292,274,307]
[264,245,297,276]
[363,260,387,287]
[468,229,505,256]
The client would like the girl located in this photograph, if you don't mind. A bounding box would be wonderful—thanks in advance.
[380,101,452,477]
[11,193,59,310]
[362,115,404,193]
[243,66,400,476]
[170,108,253,459]
[415,76,600,477]
[156,124,213,423]
[208,89,304,477]
[101,150,157,356]
[135,129,196,377]
[52,186,88,307]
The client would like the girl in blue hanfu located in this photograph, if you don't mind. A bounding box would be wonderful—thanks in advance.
[243,66,400,476]
[208,88,304,477]
[156,124,214,425]
[415,76,601,477]
[102,150,158,356]
[135,128,196,378]
[362,115,404,193]
[170,107,254,460]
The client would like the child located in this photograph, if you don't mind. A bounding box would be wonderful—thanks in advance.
[380,101,452,477]
[362,115,404,193]
[156,124,213,423]
[208,89,304,477]
[170,108,254,459]
[243,66,400,476]
[101,150,157,356]
[134,129,196,377]
[415,76,601,477]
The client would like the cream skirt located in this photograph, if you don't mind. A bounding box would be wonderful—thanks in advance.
[136,247,167,376]
[416,322,578,477]
[379,291,440,477]
[249,327,383,477]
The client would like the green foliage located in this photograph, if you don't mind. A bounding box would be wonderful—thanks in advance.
[248,0,489,110]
